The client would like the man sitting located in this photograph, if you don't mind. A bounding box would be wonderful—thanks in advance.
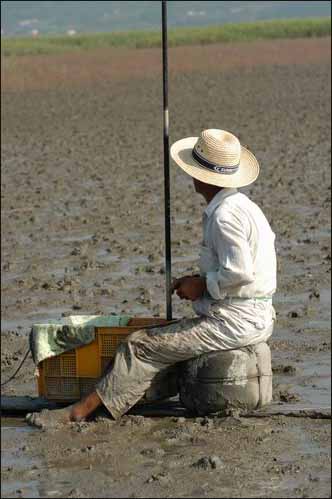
[27,129,276,427]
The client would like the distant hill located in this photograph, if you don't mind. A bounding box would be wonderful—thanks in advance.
[1,1,331,37]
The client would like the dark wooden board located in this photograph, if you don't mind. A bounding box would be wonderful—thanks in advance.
[1,396,63,414]
[1,395,330,419]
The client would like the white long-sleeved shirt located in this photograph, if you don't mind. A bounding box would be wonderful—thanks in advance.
[193,188,277,349]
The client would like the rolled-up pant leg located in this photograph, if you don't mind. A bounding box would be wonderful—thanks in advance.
[96,316,231,419]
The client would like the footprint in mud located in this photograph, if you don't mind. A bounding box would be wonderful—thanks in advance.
[146,472,170,485]
[273,385,302,403]
[272,364,297,375]
[140,447,166,458]
[192,455,224,470]
[119,415,152,427]
[68,489,86,498]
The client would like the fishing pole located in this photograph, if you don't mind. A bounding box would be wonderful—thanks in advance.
[162,0,172,320]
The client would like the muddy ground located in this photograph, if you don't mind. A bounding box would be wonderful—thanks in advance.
[1,37,331,498]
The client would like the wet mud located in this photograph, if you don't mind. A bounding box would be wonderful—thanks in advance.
[1,38,331,497]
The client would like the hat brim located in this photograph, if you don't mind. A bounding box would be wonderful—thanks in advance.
[170,136,259,188]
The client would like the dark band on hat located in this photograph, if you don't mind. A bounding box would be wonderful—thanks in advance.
[192,148,239,174]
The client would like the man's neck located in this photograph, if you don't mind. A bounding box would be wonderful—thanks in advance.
[204,187,223,204]
[193,178,224,204]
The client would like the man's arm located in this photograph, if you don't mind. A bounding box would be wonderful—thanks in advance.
[172,214,254,302]
[206,216,254,300]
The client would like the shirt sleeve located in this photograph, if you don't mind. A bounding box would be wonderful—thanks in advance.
[206,215,255,300]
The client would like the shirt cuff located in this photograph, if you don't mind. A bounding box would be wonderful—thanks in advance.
[206,271,222,300]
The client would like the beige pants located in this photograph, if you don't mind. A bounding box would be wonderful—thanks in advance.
[96,316,272,419]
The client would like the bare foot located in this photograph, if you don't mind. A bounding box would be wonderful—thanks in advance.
[26,391,102,430]
[26,406,75,429]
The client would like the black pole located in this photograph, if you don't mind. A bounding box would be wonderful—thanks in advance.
[162,0,172,320]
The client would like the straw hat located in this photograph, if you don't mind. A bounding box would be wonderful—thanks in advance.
[170,129,259,188]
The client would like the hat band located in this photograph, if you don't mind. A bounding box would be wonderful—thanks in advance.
[192,148,239,175]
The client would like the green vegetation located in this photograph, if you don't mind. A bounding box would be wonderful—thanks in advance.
[1,17,331,57]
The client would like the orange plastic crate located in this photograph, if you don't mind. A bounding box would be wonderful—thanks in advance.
[37,317,173,402]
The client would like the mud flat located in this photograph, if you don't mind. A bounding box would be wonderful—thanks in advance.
[1,37,331,498]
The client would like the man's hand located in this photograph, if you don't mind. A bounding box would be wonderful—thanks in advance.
[172,276,206,301]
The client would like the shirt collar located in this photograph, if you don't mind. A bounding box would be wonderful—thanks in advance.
[204,188,238,218]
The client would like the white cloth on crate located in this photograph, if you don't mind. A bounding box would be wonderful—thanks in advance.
[192,188,277,349]
[30,315,131,364]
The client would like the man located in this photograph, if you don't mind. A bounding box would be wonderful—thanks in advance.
[27,129,276,427]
